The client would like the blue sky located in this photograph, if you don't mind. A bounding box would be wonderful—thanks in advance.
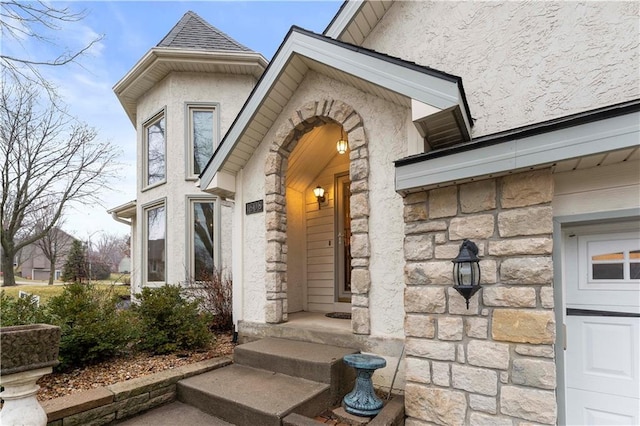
[6,1,342,239]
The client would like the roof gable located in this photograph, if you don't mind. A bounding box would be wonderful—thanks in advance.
[199,27,471,194]
[158,11,252,52]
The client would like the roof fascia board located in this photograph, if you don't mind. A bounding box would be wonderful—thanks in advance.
[200,36,297,187]
[201,29,466,189]
[114,48,267,94]
[395,110,640,193]
[324,0,363,38]
[113,48,267,125]
[293,35,460,109]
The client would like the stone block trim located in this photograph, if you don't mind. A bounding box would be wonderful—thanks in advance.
[402,170,557,425]
[265,99,371,333]
[43,357,232,426]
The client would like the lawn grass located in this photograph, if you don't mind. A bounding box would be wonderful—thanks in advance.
[1,283,130,305]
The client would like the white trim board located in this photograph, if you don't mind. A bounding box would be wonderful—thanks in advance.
[395,110,640,193]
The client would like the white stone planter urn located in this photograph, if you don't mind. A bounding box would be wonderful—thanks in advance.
[0,324,61,426]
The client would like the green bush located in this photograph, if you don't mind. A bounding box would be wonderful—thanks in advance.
[135,285,212,354]
[90,261,111,280]
[0,291,47,327]
[46,283,140,370]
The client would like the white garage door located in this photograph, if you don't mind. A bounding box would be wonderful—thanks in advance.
[564,223,640,425]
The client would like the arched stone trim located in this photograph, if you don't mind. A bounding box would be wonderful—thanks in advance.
[264,99,372,335]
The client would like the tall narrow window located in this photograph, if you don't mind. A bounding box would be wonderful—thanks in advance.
[191,199,215,280]
[146,203,166,283]
[145,113,166,187]
[187,104,218,178]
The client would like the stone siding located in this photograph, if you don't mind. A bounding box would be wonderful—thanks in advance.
[264,99,372,334]
[403,169,557,425]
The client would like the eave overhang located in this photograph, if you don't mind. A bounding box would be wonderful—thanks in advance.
[113,48,268,126]
[107,200,137,219]
[200,26,471,195]
[395,100,640,195]
[324,0,394,45]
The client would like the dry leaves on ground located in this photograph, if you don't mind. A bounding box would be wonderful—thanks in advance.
[37,333,236,401]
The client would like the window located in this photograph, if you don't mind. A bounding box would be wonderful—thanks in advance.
[578,232,640,289]
[187,104,218,178]
[145,202,166,283]
[189,198,215,280]
[144,112,166,187]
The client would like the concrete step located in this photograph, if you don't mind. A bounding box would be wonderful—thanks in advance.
[177,364,332,426]
[234,337,358,402]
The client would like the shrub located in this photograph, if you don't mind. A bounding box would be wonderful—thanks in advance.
[135,285,212,354]
[89,261,111,280]
[0,291,47,327]
[46,283,140,370]
[61,240,88,283]
[187,268,233,331]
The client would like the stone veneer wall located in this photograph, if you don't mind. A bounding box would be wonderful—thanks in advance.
[264,99,372,335]
[402,169,557,425]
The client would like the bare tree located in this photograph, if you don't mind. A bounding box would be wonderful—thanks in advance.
[92,232,128,273]
[0,0,103,93]
[0,73,120,286]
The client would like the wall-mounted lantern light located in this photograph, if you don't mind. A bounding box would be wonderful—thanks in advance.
[452,239,481,309]
[336,128,348,155]
[313,185,326,209]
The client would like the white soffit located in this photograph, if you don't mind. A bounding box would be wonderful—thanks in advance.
[113,48,268,125]
[201,28,469,192]
[107,200,137,218]
[324,0,394,45]
[395,109,640,194]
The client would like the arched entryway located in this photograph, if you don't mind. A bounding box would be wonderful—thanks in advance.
[264,99,372,335]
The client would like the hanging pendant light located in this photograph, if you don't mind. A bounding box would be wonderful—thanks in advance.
[336,127,348,154]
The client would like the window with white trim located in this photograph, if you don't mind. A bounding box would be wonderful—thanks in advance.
[144,112,166,187]
[145,202,166,283]
[578,232,640,288]
[187,104,218,178]
[189,198,215,280]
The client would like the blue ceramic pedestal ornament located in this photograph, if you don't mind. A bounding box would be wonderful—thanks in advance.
[342,354,387,417]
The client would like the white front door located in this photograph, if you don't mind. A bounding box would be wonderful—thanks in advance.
[564,222,640,425]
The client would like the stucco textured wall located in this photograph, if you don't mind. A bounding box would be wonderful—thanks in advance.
[134,72,255,289]
[364,1,640,137]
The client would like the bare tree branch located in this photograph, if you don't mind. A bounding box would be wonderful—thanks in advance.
[0,0,104,94]
[1,72,120,286]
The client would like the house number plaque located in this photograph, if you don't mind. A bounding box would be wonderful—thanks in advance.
[245,200,264,215]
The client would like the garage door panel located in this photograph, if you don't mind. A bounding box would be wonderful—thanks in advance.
[566,316,639,398]
[567,388,640,426]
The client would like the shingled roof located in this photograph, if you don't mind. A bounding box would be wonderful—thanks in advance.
[157,11,252,52]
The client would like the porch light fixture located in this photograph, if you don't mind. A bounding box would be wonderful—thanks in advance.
[313,185,326,209]
[336,128,348,154]
[452,239,482,309]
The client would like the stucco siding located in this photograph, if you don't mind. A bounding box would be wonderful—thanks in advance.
[134,72,255,289]
[363,1,640,137]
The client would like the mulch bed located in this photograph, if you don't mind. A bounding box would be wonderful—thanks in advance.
[36,332,236,401]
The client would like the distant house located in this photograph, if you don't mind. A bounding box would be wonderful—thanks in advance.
[118,256,131,274]
[17,228,76,281]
